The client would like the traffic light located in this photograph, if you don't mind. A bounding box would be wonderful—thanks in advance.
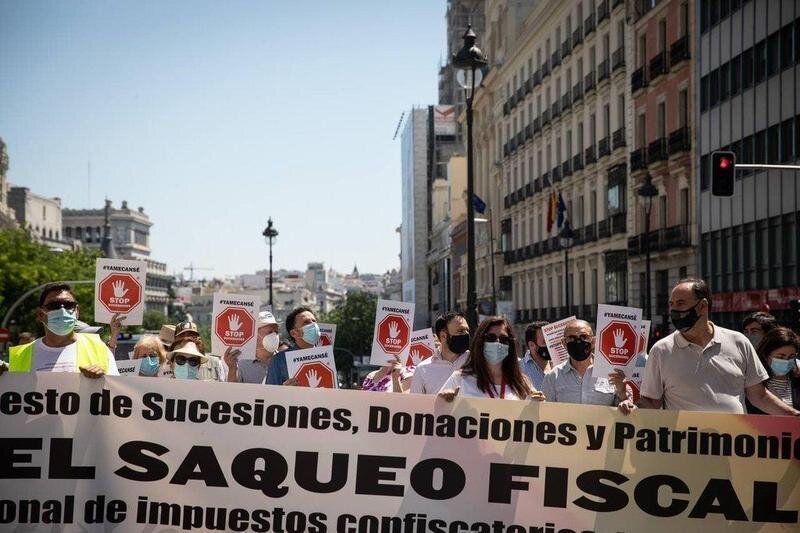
[711,151,736,197]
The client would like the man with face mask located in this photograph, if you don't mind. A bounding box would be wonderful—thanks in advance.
[224,310,281,384]
[4,283,119,377]
[264,306,321,386]
[520,321,552,391]
[637,278,799,416]
[741,311,778,348]
[410,312,470,394]
[540,319,625,407]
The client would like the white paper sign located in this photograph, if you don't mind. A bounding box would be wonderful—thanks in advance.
[211,293,260,359]
[370,299,415,366]
[625,320,651,401]
[318,323,337,347]
[407,328,436,367]
[94,258,147,325]
[286,345,338,389]
[541,316,576,365]
[116,359,142,377]
[592,304,643,378]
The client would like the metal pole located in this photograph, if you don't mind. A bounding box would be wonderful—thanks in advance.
[269,235,274,308]
[734,163,800,170]
[644,210,652,321]
[564,248,570,313]
[466,67,478,329]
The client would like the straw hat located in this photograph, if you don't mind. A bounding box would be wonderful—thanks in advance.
[167,341,209,364]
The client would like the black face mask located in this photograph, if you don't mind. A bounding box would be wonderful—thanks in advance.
[670,301,702,332]
[536,345,551,361]
[566,339,592,361]
[447,333,470,354]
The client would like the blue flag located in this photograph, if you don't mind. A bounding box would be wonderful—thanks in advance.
[556,192,567,229]
[472,194,487,214]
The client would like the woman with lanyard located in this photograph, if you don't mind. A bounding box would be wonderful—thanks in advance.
[439,316,545,401]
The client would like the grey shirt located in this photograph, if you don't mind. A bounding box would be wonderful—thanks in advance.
[234,358,270,384]
[541,359,617,406]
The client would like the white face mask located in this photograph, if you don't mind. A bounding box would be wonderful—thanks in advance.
[262,332,280,353]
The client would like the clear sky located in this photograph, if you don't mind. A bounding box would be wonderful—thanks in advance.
[0,0,445,277]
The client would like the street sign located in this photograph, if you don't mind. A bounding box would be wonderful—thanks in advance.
[286,346,338,389]
[94,258,147,325]
[370,299,414,366]
[211,293,260,358]
[214,307,255,348]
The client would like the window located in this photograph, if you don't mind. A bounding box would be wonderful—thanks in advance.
[781,119,794,162]
[767,31,780,77]
[680,2,689,37]
[617,94,625,130]
[767,124,779,163]
[680,188,689,225]
[638,33,647,67]
[603,104,610,137]
[577,195,584,228]
[700,154,710,190]
[657,102,666,138]
[590,190,597,224]
[755,130,766,163]
[781,24,794,69]
[679,89,689,128]
[730,56,740,95]
[795,19,800,66]
[700,75,709,111]
[742,48,753,89]
[719,62,729,101]
[709,69,720,107]
[578,122,584,150]
[591,268,598,306]
[637,113,646,148]
[742,134,753,166]
[590,113,597,144]
[658,19,667,52]
[659,195,667,228]
[754,40,766,83]
[604,256,627,304]
[603,33,610,60]
[607,181,624,215]
[639,272,646,310]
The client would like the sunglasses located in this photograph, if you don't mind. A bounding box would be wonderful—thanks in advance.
[484,333,511,345]
[565,334,592,342]
[174,355,201,367]
[42,300,78,312]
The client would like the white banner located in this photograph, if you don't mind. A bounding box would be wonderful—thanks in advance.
[94,258,147,325]
[593,304,643,378]
[211,293,260,359]
[370,299,414,366]
[285,346,338,389]
[541,316,576,365]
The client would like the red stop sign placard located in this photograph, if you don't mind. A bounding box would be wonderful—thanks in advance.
[599,320,638,366]
[98,273,142,314]
[406,342,434,366]
[214,307,255,347]
[377,314,410,355]
[320,333,333,346]
[295,361,336,388]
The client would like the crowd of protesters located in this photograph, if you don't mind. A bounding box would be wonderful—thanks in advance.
[1,277,798,417]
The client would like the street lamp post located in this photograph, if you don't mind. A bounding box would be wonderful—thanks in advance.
[475,214,497,314]
[559,221,575,315]
[638,175,658,321]
[262,218,278,309]
[453,25,487,329]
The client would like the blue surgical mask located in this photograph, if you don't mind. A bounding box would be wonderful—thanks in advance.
[483,342,510,364]
[301,323,321,346]
[139,356,160,377]
[174,363,199,380]
[46,308,77,336]
[769,358,795,376]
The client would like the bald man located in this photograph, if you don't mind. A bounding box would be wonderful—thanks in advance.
[541,319,627,408]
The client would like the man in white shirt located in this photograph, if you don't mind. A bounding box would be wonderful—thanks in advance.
[410,312,470,394]
[3,283,118,377]
[636,278,799,416]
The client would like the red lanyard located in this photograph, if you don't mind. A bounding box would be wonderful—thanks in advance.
[487,377,506,399]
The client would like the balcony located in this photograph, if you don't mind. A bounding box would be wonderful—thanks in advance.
[542,239,551,254]
[572,81,584,103]
[542,171,550,187]
[598,59,610,83]
[630,147,647,171]
[503,142,509,158]
[573,27,583,48]
[533,242,542,255]
[628,224,692,255]
[534,177,543,192]
[525,182,533,197]
[533,117,542,133]
[611,212,626,235]
[541,109,551,127]
[503,101,510,116]
[584,14,596,37]
[533,70,542,87]
[670,35,690,67]
[612,47,625,71]
[649,51,668,80]
[562,39,572,59]
[552,166,562,183]
[668,126,691,155]
[573,153,584,172]
[584,71,596,93]
[542,62,551,78]
[551,101,561,120]
[551,51,561,69]
[598,136,611,158]
[516,131,524,146]
[561,92,572,112]
[631,66,648,92]
[583,223,597,242]
[509,138,517,154]
[598,0,610,22]
[585,145,597,165]
[525,78,533,94]
[612,127,626,150]
[562,160,573,178]
[598,218,611,239]
[648,138,668,164]
[608,162,626,183]
[525,124,533,141]
[504,195,511,209]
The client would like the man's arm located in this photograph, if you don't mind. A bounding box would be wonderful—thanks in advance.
[745,383,800,416]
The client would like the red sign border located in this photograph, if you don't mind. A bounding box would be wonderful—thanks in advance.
[98,273,143,314]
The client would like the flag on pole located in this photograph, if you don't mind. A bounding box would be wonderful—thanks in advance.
[557,192,567,229]
[472,194,487,214]
[546,190,557,233]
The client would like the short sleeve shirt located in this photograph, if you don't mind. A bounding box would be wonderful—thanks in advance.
[32,339,119,376]
[409,351,469,394]
[540,360,616,406]
[441,371,526,400]
[640,323,769,413]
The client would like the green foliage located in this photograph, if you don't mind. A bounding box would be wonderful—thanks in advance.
[0,228,99,337]
[319,291,377,372]
[142,310,168,332]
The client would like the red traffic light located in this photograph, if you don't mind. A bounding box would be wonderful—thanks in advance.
[719,157,732,169]
[711,151,736,197]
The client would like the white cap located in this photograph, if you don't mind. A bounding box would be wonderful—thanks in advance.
[257,310,278,326]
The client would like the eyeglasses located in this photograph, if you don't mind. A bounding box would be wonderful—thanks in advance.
[484,333,511,345]
[42,300,78,312]
[565,334,592,342]
[174,355,201,367]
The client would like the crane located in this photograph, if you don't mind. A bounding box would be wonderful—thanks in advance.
[183,263,213,281]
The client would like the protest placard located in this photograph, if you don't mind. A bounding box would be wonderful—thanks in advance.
[407,328,436,366]
[115,359,141,377]
[2,373,798,531]
[211,293,260,359]
[370,299,414,366]
[318,323,337,347]
[626,319,651,402]
[94,258,147,325]
[541,316,576,365]
[285,345,338,389]
[593,304,643,378]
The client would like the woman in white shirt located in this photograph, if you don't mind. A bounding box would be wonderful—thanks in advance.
[439,316,545,401]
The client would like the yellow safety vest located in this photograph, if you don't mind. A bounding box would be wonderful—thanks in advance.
[8,333,110,373]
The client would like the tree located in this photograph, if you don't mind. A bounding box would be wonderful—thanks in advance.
[0,228,99,338]
[142,310,168,332]
[319,291,377,373]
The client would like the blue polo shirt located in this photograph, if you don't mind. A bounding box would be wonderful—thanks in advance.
[264,345,298,385]
[519,351,549,391]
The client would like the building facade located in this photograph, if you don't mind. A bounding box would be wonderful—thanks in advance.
[7,186,74,250]
[0,138,17,229]
[628,0,696,333]
[697,0,800,328]
[62,200,152,257]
